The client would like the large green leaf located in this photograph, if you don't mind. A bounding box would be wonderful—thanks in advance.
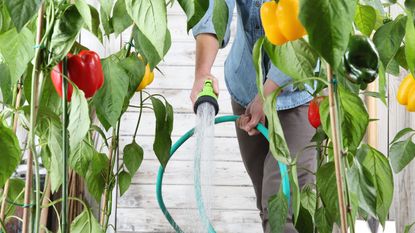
[85,152,108,202]
[354,4,377,36]
[0,56,12,105]
[264,39,318,88]
[126,0,168,59]
[289,165,301,224]
[4,0,41,31]
[405,10,415,76]
[268,189,289,233]
[0,122,20,188]
[294,206,314,233]
[118,55,145,99]
[357,144,394,226]
[88,5,102,42]
[93,57,129,130]
[75,0,92,30]
[320,87,369,152]
[300,185,317,218]
[0,3,13,33]
[69,136,95,178]
[70,209,103,233]
[150,97,173,168]
[373,16,406,68]
[111,0,133,36]
[212,0,228,44]
[253,37,265,98]
[123,141,144,176]
[0,28,34,85]
[118,170,132,196]
[177,0,209,31]
[68,88,90,153]
[315,207,333,233]
[390,136,415,173]
[48,123,64,193]
[49,5,84,64]
[316,162,339,220]
[299,0,357,68]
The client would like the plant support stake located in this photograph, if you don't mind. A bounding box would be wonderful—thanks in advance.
[326,64,348,233]
[22,4,45,233]
[61,57,69,233]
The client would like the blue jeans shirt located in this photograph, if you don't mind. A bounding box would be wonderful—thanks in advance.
[192,0,313,110]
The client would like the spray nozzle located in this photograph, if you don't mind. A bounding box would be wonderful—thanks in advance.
[193,80,219,115]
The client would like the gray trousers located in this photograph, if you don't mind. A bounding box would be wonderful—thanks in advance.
[231,100,316,233]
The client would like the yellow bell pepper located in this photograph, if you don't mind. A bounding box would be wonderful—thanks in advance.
[260,0,307,46]
[397,74,415,112]
[136,55,155,91]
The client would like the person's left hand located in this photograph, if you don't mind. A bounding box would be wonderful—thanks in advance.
[237,94,266,136]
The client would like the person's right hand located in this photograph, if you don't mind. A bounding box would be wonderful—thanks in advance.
[190,74,219,106]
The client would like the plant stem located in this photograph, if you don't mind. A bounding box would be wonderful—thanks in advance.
[61,56,69,233]
[22,4,45,233]
[133,91,144,140]
[326,64,348,233]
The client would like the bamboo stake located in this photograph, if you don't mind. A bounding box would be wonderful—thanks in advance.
[39,178,51,233]
[23,4,45,233]
[0,81,23,221]
[366,81,378,148]
[326,64,348,233]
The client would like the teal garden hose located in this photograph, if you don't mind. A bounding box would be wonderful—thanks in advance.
[156,115,291,233]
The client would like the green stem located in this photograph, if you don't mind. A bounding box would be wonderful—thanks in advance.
[61,56,69,233]
[133,91,144,140]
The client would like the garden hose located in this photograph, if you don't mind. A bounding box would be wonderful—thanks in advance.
[156,115,291,233]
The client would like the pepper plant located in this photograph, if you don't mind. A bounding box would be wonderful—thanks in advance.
[253,0,415,232]
[0,0,228,232]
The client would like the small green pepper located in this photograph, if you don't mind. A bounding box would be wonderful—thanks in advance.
[343,35,380,90]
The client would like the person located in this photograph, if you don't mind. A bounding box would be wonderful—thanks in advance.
[190,0,316,232]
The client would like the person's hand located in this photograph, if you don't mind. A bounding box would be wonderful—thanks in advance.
[190,74,219,105]
[237,94,266,136]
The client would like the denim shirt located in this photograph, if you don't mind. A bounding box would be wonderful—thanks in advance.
[192,0,314,110]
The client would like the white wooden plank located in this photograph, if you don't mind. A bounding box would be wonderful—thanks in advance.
[117,136,243,162]
[119,112,237,137]
[116,208,262,233]
[128,160,251,186]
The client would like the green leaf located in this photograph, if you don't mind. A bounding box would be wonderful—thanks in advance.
[177,0,209,31]
[70,209,103,233]
[268,189,289,233]
[320,87,369,152]
[264,91,291,164]
[85,152,108,202]
[126,0,168,60]
[88,5,102,42]
[1,178,24,219]
[68,88,91,153]
[118,171,132,196]
[253,37,265,98]
[93,57,129,130]
[395,46,408,70]
[119,55,145,99]
[294,206,314,233]
[4,0,41,31]
[123,141,144,176]
[49,5,84,64]
[212,0,228,44]
[300,185,317,218]
[264,39,318,88]
[405,0,415,11]
[75,0,92,30]
[354,4,377,36]
[111,0,133,36]
[390,137,415,173]
[99,4,113,35]
[0,28,35,85]
[0,122,20,188]
[357,144,394,226]
[151,97,173,168]
[373,16,406,68]
[299,0,357,68]
[315,207,333,233]
[316,162,340,221]
[69,137,95,178]
[290,165,301,224]
[404,221,415,233]
[0,3,13,33]
[378,63,387,105]
[0,56,12,105]
[48,123,64,193]
[390,127,415,145]
[405,10,415,76]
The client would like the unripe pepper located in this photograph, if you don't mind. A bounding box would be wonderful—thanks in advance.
[308,96,325,128]
[136,55,154,91]
[343,35,379,90]
[51,50,104,101]
[260,0,307,46]
[397,74,415,112]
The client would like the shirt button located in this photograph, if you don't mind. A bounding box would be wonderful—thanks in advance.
[255,1,261,7]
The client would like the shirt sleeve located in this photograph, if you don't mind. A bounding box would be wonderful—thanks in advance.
[191,0,235,48]
[266,64,293,88]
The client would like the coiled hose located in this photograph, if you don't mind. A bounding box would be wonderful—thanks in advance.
[156,115,290,233]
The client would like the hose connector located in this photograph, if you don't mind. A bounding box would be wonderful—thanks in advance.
[194,80,219,115]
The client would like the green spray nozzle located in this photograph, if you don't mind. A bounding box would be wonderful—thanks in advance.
[194,80,219,115]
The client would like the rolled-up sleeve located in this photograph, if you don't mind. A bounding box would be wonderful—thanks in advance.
[266,64,293,88]
[192,0,235,48]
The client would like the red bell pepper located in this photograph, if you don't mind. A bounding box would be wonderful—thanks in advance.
[308,96,325,129]
[51,50,104,101]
